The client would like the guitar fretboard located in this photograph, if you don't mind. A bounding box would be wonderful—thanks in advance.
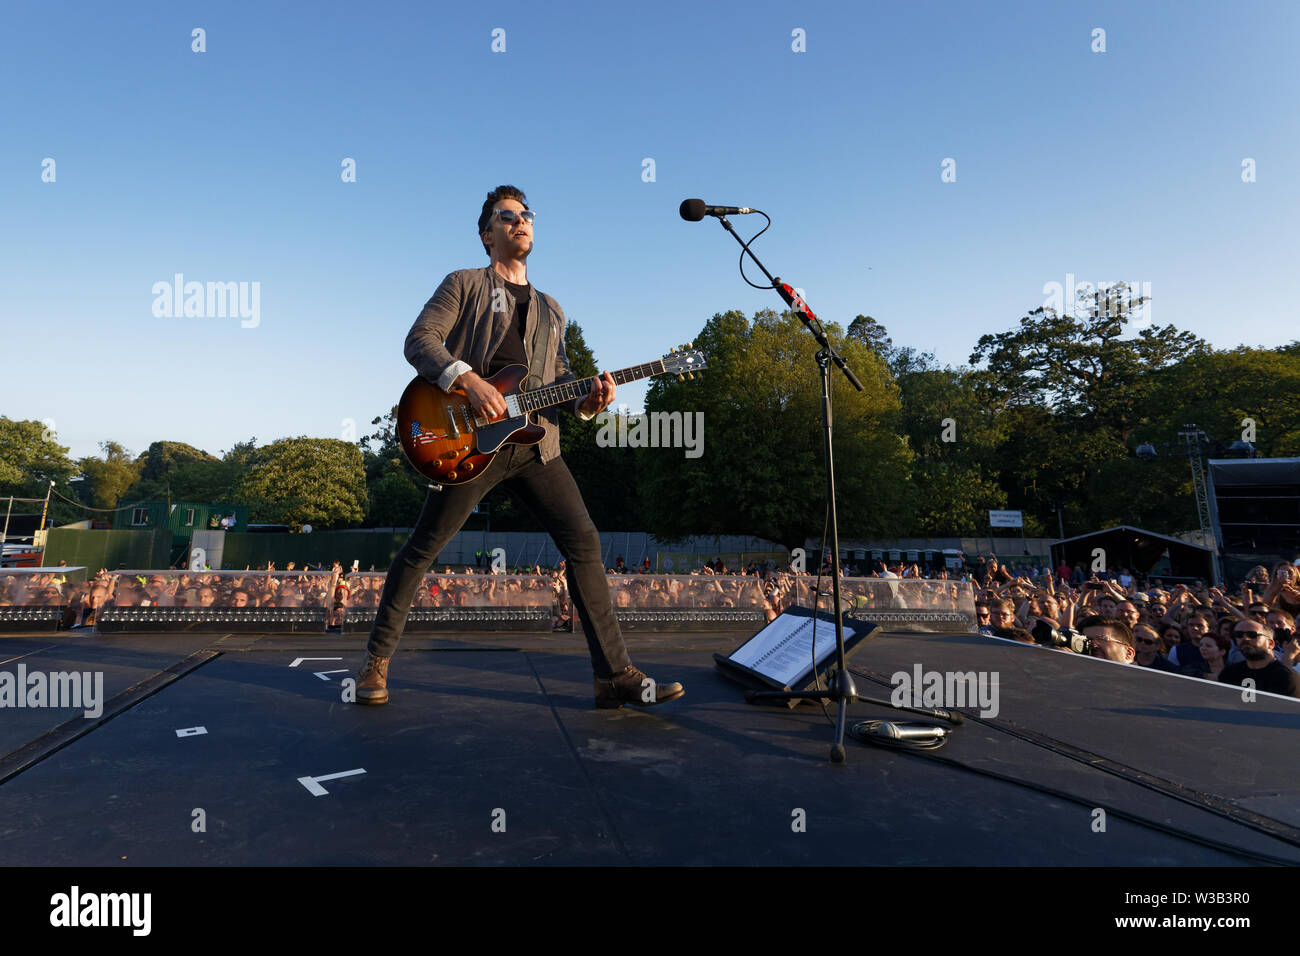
[518,361,667,414]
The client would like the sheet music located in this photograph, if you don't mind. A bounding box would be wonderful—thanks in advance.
[729,610,840,686]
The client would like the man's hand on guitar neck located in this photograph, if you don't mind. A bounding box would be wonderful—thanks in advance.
[455,370,508,421]
[452,367,616,423]
[579,371,617,416]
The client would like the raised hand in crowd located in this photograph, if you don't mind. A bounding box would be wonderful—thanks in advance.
[1262,563,1298,603]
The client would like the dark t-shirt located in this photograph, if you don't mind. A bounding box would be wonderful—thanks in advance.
[487,280,531,374]
[1217,660,1299,697]
[1169,642,1204,674]
[1140,654,1181,673]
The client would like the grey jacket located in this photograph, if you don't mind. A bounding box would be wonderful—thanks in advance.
[404,266,589,464]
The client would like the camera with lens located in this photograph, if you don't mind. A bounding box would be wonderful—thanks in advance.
[1032,618,1088,653]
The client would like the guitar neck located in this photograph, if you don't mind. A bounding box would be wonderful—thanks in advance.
[515,360,667,414]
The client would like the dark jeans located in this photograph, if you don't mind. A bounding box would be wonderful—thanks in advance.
[365,444,632,677]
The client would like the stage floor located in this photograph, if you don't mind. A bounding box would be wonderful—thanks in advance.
[1,626,1297,866]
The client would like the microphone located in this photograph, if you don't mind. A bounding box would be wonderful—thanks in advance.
[867,721,951,742]
[679,198,756,221]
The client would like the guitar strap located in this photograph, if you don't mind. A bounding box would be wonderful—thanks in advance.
[523,291,553,396]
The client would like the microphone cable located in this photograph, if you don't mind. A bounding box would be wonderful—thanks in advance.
[734,211,775,290]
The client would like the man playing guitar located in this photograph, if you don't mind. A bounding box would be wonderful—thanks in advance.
[354,185,685,710]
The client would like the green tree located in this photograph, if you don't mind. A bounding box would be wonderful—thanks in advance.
[1140,346,1300,457]
[895,366,1011,534]
[555,321,642,531]
[637,309,914,552]
[360,410,406,483]
[847,315,936,377]
[969,301,1208,536]
[366,461,424,527]
[1106,344,1300,535]
[970,303,1206,442]
[77,441,144,510]
[124,440,234,502]
[910,460,1009,535]
[0,417,80,525]
[846,314,893,359]
[235,437,367,528]
[359,409,430,528]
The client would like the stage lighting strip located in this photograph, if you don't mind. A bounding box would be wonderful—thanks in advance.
[350,609,552,623]
[847,664,1300,866]
[98,607,326,624]
[0,607,64,621]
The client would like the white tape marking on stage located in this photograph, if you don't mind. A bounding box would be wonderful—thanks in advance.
[176,727,207,737]
[297,768,367,796]
[288,657,343,668]
[314,669,349,681]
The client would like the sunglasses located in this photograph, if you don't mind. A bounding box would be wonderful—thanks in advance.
[1234,630,1267,639]
[1135,637,1159,646]
[495,209,536,225]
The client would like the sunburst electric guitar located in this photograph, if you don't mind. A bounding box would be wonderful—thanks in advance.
[397,346,707,485]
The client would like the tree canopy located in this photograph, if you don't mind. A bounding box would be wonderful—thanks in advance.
[6,297,1296,549]
[636,308,914,552]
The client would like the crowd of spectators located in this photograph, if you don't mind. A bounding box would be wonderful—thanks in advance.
[7,551,1299,696]
[0,562,567,630]
[3,556,966,631]
[970,555,1300,697]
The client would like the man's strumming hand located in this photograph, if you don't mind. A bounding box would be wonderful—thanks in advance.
[457,371,508,420]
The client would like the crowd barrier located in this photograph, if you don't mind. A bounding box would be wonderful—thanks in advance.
[596,575,977,631]
[340,572,555,633]
[0,569,978,634]
[0,568,89,631]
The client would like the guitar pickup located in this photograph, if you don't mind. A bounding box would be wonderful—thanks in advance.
[445,406,459,438]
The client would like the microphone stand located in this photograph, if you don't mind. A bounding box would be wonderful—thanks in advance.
[709,213,864,763]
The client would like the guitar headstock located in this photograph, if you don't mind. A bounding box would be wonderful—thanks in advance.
[662,344,707,381]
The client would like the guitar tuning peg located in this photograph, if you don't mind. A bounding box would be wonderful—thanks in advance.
[687,342,694,348]
[677,374,684,382]
[669,346,677,353]
[687,372,694,380]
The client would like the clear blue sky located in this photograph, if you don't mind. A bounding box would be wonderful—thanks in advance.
[3,0,1296,463]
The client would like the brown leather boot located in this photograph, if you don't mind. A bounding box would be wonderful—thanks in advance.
[594,665,684,709]
[356,653,390,705]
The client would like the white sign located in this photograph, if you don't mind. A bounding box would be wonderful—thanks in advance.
[988,510,1023,528]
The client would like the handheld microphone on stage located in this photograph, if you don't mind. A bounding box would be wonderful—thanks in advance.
[870,721,950,742]
[679,199,757,221]
[857,721,954,749]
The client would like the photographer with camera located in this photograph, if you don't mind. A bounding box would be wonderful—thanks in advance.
[1078,615,1137,664]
